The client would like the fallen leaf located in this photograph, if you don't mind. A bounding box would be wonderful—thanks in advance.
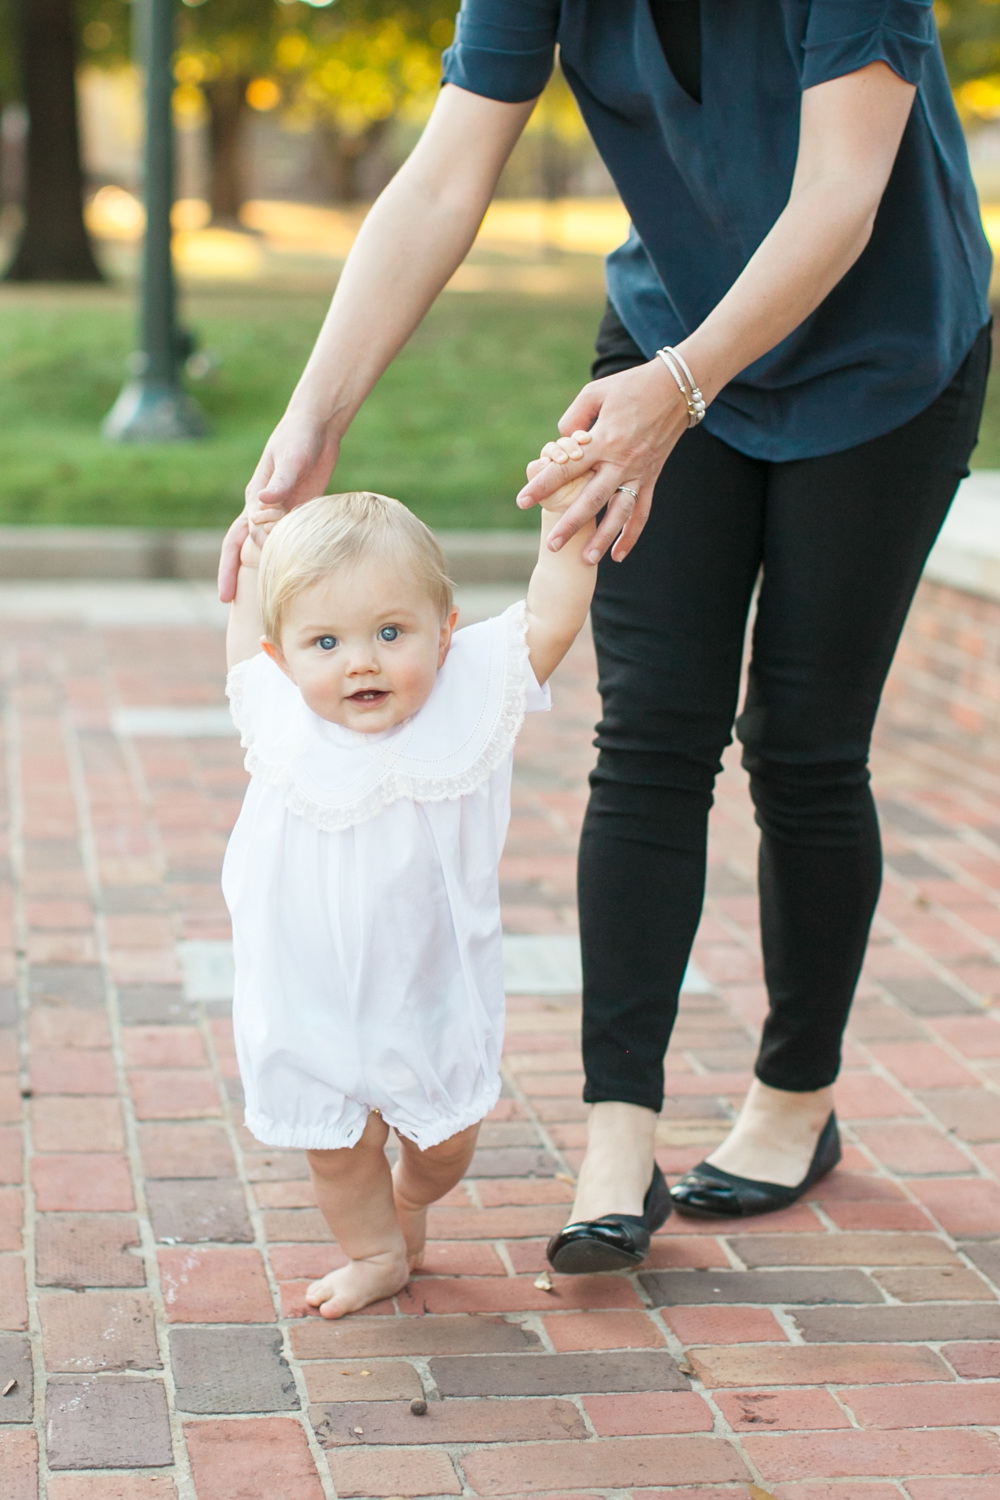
[533,1271,554,1292]
[554,1171,576,1185]
[749,1487,778,1500]
[676,1360,695,1378]
[360,1369,371,1377]
[353,1426,363,1436]
[1,1379,16,1397]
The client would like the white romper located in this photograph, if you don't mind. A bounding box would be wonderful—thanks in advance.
[222,602,549,1152]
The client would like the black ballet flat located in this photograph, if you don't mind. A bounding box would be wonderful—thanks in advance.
[545,1162,672,1274]
[670,1111,841,1220]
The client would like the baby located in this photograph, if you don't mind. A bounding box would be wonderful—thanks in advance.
[223,475,595,1317]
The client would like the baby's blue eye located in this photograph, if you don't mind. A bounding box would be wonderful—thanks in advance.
[378,626,399,642]
[316,636,337,651]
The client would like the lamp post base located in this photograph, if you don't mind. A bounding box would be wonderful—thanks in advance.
[103,379,207,442]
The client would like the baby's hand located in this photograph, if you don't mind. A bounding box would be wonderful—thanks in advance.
[525,458,593,516]
[248,504,285,548]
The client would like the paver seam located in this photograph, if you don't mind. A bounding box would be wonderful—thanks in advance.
[2,641,47,1492]
[60,639,197,1500]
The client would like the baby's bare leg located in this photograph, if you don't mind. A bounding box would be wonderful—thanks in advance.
[392,1122,480,1268]
[305,1112,409,1319]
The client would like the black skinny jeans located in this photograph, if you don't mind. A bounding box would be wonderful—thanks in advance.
[579,308,991,1112]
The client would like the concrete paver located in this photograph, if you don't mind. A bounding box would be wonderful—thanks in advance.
[1,588,999,1497]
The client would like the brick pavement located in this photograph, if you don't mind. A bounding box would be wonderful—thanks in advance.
[1,585,1000,1499]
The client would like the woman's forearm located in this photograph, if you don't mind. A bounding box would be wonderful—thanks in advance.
[287,86,536,436]
[679,62,917,402]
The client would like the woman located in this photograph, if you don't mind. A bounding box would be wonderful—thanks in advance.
[221,0,992,1272]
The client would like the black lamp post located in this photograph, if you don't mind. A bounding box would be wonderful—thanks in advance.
[103,0,204,441]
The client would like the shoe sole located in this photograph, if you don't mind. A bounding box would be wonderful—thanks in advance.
[548,1238,645,1274]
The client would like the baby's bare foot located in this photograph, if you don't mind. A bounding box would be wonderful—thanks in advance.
[305,1250,408,1319]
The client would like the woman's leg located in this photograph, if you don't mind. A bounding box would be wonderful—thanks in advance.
[710,325,991,1186]
[572,421,767,1220]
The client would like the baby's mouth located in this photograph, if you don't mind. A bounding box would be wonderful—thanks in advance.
[347,689,388,705]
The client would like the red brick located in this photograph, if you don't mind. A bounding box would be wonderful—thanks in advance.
[413,1242,507,1277]
[314,1396,586,1445]
[129,1069,221,1119]
[0,1188,24,1250]
[122,1025,206,1068]
[905,1483,1000,1500]
[911,1177,1000,1236]
[425,1204,567,1239]
[290,1314,541,1360]
[932,1015,1000,1058]
[664,1306,788,1346]
[476,1177,575,1206]
[0,1076,21,1123]
[874,1265,993,1301]
[834,1073,920,1118]
[868,1043,975,1088]
[137,1122,235,1179]
[47,1478,178,1500]
[40,1290,160,1372]
[542,1310,665,1351]
[0,1126,21,1184]
[26,899,92,929]
[28,933,99,964]
[32,1153,133,1211]
[855,1122,971,1175]
[0,1255,27,1329]
[105,914,175,948]
[943,1342,1000,1377]
[0,1033,14,1075]
[302,1360,424,1402]
[158,1246,274,1323]
[185,1418,325,1500]
[582,1392,714,1436]
[690,1343,950,1387]
[460,1435,748,1494]
[715,1387,851,1432]
[27,1009,109,1048]
[325,1445,461,1497]
[642,1235,731,1269]
[844,1381,1000,1428]
[32,1096,124,1153]
[772,1488,902,1500]
[822,1201,936,1231]
[29,1049,116,1095]
[397,1274,641,1316]
[0,1428,38,1500]
[109,948,182,985]
[744,1427,1000,1481]
[731,1231,959,1267]
[252,1180,315,1209]
[268,1244,349,1281]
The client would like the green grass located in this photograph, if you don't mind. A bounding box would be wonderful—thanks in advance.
[0,285,602,531]
[1,283,998,533]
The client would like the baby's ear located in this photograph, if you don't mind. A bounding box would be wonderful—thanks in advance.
[438,606,459,667]
[261,638,295,680]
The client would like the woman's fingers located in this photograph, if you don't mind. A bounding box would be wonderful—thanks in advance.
[589,485,650,563]
[558,382,606,440]
[218,513,250,602]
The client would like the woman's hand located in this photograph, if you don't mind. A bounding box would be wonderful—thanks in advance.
[218,415,342,602]
[516,357,689,564]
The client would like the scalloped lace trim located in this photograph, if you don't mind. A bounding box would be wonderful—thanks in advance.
[228,602,532,833]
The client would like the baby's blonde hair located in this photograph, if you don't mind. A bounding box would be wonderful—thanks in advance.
[258,491,454,641]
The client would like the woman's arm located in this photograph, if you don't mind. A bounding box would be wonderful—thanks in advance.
[519,61,918,564]
[218,84,536,601]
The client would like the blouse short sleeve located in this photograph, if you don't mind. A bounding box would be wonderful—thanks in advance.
[801,0,936,90]
[441,0,559,104]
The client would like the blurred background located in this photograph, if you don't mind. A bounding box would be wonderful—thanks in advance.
[1,0,1000,533]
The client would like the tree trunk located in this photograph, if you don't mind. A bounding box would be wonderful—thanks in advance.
[5,0,103,282]
[205,75,249,227]
[317,121,389,203]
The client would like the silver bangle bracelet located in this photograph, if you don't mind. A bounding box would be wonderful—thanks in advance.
[655,346,706,428]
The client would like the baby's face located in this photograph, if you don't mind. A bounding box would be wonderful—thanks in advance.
[264,558,457,733]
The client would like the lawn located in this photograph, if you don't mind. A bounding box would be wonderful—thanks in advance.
[1,283,998,534]
[0,284,602,531]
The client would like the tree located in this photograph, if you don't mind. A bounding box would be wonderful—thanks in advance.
[4,0,105,280]
[174,0,454,217]
[936,0,1000,116]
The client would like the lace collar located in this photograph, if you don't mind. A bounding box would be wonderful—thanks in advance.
[226,600,534,832]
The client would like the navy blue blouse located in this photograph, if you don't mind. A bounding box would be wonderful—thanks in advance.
[442,1,992,461]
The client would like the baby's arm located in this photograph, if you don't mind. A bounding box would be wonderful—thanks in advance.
[524,467,598,686]
[225,507,282,669]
